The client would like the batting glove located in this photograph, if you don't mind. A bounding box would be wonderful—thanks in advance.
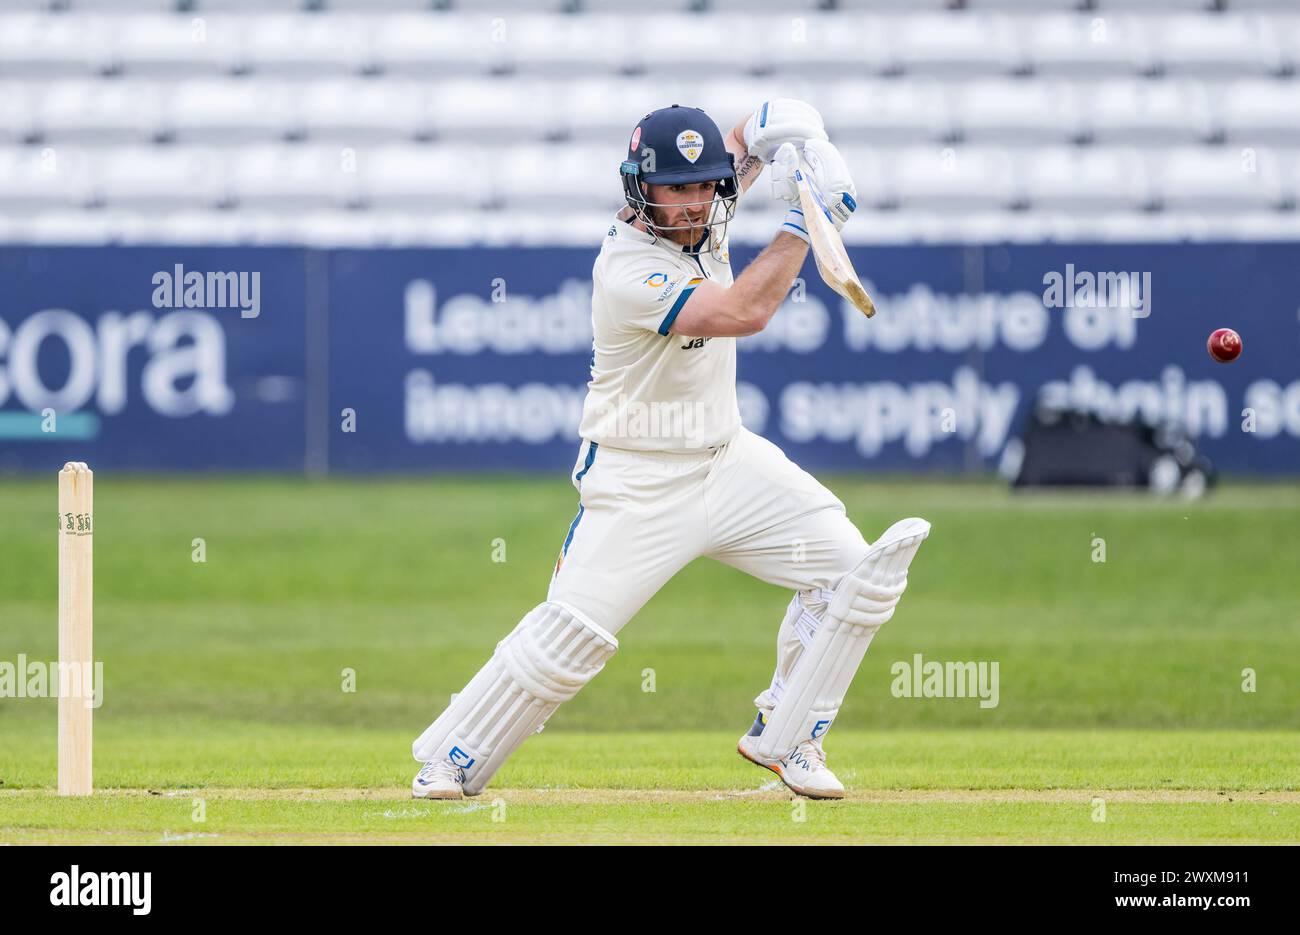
[770,140,858,238]
[743,99,828,165]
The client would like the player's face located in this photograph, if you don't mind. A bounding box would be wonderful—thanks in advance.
[644,181,718,245]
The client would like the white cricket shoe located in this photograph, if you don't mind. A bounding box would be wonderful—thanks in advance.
[737,710,845,800]
[412,758,465,799]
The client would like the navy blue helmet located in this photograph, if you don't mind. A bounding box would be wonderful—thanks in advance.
[620,104,739,242]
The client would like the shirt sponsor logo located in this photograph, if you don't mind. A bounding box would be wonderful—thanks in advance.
[655,274,697,303]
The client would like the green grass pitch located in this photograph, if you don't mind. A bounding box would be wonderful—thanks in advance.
[1,475,1297,844]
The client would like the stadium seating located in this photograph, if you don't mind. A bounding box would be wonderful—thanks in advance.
[0,3,1297,244]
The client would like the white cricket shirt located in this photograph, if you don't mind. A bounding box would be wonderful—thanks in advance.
[577,215,741,451]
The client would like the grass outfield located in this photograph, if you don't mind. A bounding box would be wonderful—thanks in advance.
[1,476,1298,844]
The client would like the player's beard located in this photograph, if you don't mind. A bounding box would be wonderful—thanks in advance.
[647,203,710,247]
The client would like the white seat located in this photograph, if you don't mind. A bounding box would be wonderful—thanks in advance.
[165,80,296,142]
[236,14,374,75]
[68,0,185,11]
[355,144,487,210]
[495,143,622,210]
[884,14,1019,76]
[1214,80,1300,144]
[108,14,242,76]
[1215,210,1300,240]
[582,0,698,10]
[31,79,164,143]
[1278,16,1300,74]
[481,210,620,248]
[761,14,883,76]
[1017,146,1149,212]
[371,13,502,76]
[94,145,227,208]
[1090,0,1220,9]
[227,144,358,209]
[427,79,557,142]
[1046,210,1217,242]
[836,0,958,9]
[340,210,485,248]
[0,145,96,208]
[621,15,756,77]
[820,79,949,143]
[560,78,693,142]
[289,209,402,248]
[1149,145,1285,211]
[111,208,285,245]
[707,0,828,10]
[0,209,125,245]
[1140,13,1283,76]
[185,0,308,9]
[319,0,449,9]
[1083,78,1211,144]
[296,79,432,142]
[2,0,77,9]
[0,14,110,76]
[944,210,1065,243]
[1231,0,1300,9]
[964,0,1095,8]
[0,82,39,143]
[506,14,634,76]
[1020,14,1142,77]
[948,79,1082,143]
[1282,148,1300,205]
[884,145,1017,211]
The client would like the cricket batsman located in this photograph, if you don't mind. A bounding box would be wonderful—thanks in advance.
[412,100,930,800]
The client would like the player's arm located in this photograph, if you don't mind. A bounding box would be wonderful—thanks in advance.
[668,232,808,338]
[669,140,857,339]
[724,99,828,197]
[723,121,765,197]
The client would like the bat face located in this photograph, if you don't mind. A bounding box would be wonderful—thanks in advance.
[795,165,876,319]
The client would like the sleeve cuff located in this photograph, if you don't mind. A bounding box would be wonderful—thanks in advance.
[658,285,697,336]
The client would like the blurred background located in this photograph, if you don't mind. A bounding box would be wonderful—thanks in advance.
[1,0,1298,478]
[2,3,1299,835]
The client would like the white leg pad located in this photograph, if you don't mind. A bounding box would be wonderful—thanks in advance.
[411,601,618,795]
[755,518,930,761]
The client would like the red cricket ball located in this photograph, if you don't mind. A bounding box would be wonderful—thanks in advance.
[1207,328,1242,363]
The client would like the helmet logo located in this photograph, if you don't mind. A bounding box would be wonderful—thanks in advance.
[676,129,703,164]
[630,126,642,152]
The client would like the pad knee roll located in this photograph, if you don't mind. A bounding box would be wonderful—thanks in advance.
[411,601,618,795]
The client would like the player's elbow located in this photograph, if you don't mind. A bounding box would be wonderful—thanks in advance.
[731,300,775,336]
[707,289,764,336]
[673,284,772,338]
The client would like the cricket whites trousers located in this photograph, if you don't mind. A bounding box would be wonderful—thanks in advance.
[547,426,874,712]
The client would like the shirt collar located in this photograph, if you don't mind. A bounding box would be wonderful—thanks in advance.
[683,228,710,256]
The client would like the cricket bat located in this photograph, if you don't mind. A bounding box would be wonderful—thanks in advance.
[794,160,876,319]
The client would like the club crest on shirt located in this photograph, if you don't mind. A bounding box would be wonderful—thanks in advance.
[676,130,703,164]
